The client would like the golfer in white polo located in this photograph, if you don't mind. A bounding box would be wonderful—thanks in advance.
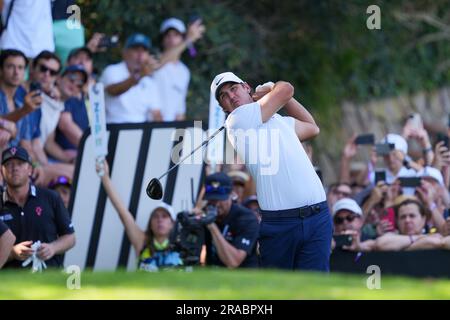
[211,72,332,271]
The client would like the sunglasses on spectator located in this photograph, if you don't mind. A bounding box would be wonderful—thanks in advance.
[334,215,358,224]
[66,73,85,87]
[205,185,231,195]
[38,64,59,76]
[332,189,352,197]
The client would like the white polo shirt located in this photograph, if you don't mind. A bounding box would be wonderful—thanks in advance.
[225,101,326,211]
[100,61,161,124]
[0,0,54,58]
[152,61,190,121]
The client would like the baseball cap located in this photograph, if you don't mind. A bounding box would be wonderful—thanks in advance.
[48,176,72,189]
[227,170,250,186]
[62,64,88,84]
[125,33,151,50]
[211,72,244,102]
[204,172,233,201]
[67,47,93,62]
[151,202,176,221]
[418,166,444,186]
[2,146,31,165]
[381,134,408,155]
[332,198,363,217]
[160,18,186,34]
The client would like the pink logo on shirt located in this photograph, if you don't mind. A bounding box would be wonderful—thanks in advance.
[35,206,42,216]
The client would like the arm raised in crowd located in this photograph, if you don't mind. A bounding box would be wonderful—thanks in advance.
[105,21,205,97]
[97,160,146,254]
[2,90,42,122]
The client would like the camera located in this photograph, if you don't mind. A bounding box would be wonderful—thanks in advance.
[169,205,217,265]
[29,81,41,94]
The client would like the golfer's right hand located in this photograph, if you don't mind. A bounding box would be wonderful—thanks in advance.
[12,241,34,261]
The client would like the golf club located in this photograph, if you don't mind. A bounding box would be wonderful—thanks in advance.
[146,125,225,200]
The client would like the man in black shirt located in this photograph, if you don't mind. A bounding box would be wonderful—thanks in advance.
[204,172,259,268]
[0,146,75,268]
[0,220,15,268]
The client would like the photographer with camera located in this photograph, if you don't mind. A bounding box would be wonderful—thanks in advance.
[202,172,259,269]
[97,160,182,271]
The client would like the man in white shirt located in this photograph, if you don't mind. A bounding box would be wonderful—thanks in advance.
[211,72,332,271]
[0,0,54,59]
[100,33,161,124]
[153,17,203,121]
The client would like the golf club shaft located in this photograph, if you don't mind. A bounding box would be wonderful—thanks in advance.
[157,125,225,180]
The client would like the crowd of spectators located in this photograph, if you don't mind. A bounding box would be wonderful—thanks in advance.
[0,0,450,272]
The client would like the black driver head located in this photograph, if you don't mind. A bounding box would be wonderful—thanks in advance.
[146,178,163,200]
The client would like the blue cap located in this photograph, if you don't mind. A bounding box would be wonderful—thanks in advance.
[125,33,151,50]
[2,146,31,165]
[204,172,233,201]
[62,64,88,83]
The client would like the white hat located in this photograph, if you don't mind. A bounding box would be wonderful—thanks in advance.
[151,202,177,221]
[382,133,408,155]
[418,166,444,186]
[210,72,244,102]
[332,198,363,217]
[160,18,186,34]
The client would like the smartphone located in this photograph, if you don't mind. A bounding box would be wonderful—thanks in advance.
[398,177,422,188]
[407,113,423,129]
[375,170,386,184]
[333,234,353,248]
[29,81,41,95]
[98,35,119,48]
[355,133,375,145]
[437,132,449,149]
[375,143,395,156]
[379,207,396,232]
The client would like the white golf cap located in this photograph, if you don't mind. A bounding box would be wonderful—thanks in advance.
[382,133,408,155]
[332,198,363,217]
[151,202,177,221]
[210,72,244,102]
[160,18,186,34]
[418,166,444,186]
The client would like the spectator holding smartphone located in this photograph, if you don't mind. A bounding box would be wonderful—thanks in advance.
[368,134,417,185]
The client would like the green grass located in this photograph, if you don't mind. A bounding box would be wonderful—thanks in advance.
[1,268,450,299]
